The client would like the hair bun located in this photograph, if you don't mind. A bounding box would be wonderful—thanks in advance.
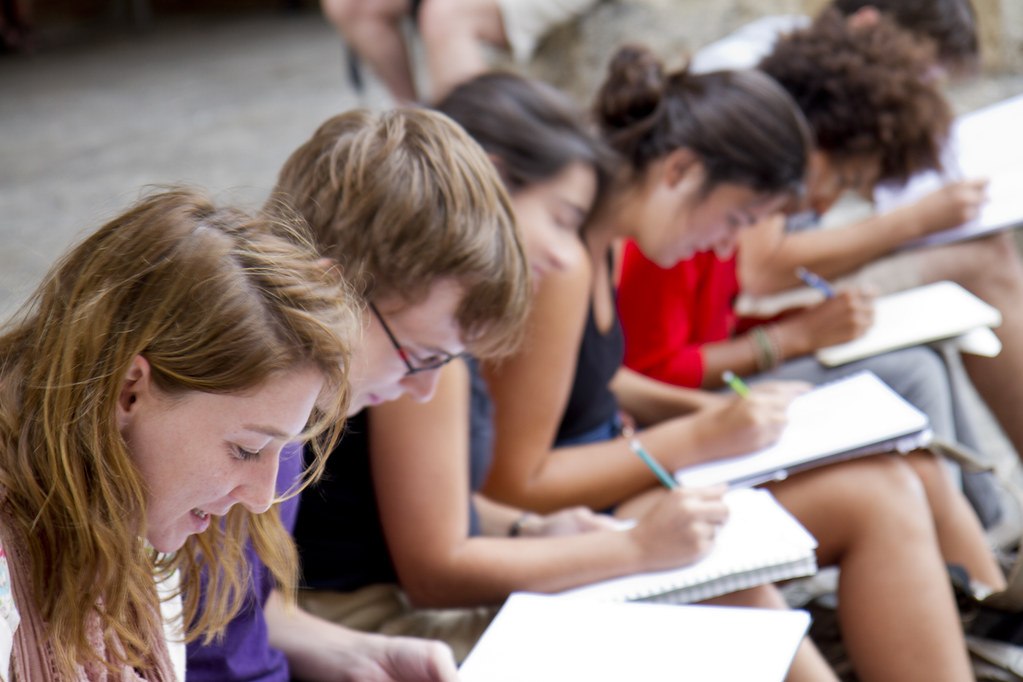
[595,45,666,133]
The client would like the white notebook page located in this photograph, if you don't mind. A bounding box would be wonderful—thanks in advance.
[816,281,1002,367]
[676,371,930,488]
[460,593,810,682]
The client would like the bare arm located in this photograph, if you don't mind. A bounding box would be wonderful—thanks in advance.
[480,255,668,511]
[471,493,620,538]
[739,180,988,295]
[480,251,802,513]
[697,291,874,387]
[610,366,727,424]
[265,589,460,682]
[368,360,730,607]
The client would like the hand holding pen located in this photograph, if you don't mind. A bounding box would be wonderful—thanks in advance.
[796,266,835,298]
[703,375,808,459]
[774,275,874,353]
[627,437,729,563]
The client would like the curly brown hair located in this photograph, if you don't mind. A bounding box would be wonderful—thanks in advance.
[760,8,951,185]
[832,0,978,71]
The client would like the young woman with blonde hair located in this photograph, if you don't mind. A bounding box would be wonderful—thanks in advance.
[0,187,355,680]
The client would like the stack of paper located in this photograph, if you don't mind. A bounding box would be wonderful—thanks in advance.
[459,593,810,682]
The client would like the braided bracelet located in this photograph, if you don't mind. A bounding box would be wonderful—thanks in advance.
[750,325,781,372]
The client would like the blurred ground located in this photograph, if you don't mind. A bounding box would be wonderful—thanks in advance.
[0,8,391,321]
[1,6,1022,476]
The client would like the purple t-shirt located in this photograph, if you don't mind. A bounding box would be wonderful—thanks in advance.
[185,443,305,681]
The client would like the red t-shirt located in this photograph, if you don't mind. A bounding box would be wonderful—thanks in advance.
[618,241,739,388]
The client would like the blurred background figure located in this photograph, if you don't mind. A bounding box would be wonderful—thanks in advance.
[0,0,34,52]
[320,0,601,103]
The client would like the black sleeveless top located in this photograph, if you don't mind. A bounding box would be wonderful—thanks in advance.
[554,252,625,444]
[294,357,494,592]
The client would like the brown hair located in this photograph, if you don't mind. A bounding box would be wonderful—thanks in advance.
[269,107,530,360]
[593,45,811,198]
[0,187,355,676]
[760,8,952,185]
[436,72,618,200]
[832,0,979,72]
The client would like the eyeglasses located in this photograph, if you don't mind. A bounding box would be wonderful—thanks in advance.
[367,301,463,376]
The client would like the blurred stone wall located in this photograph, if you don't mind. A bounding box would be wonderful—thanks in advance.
[526,0,1018,105]
[975,0,1023,73]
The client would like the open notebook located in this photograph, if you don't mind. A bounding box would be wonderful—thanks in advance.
[874,93,1023,248]
[815,281,1002,367]
[676,371,931,489]
[459,593,811,682]
[557,488,816,605]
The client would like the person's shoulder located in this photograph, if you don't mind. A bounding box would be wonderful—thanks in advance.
[537,239,593,299]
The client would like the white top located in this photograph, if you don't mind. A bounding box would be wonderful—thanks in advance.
[0,545,18,682]
[689,14,810,74]
[0,542,185,682]
[158,569,186,681]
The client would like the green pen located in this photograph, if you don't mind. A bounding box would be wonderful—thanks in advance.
[722,370,750,398]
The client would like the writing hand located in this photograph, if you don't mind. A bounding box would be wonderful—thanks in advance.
[775,289,874,354]
[630,486,729,571]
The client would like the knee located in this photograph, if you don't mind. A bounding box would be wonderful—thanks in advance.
[418,0,471,42]
[778,456,933,544]
[903,450,955,501]
[842,455,931,522]
[949,234,1023,302]
[321,0,386,26]
[321,0,355,25]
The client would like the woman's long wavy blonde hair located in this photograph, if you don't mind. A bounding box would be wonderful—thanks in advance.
[0,187,356,677]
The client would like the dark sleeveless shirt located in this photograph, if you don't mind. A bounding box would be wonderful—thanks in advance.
[293,357,493,592]
[554,253,625,444]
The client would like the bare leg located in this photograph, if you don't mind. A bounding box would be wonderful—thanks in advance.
[916,232,1023,459]
[321,0,418,103]
[418,0,508,102]
[706,585,838,682]
[903,449,1006,591]
[770,456,974,682]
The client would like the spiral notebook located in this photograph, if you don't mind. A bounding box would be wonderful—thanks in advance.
[675,371,932,489]
[460,593,811,682]
[557,489,817,605]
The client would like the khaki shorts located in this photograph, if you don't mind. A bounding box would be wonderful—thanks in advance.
[298,583,500,663]
[496,0,601,62]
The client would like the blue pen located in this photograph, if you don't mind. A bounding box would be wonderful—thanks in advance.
[628,439,679,489]
[796,266,835,298]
